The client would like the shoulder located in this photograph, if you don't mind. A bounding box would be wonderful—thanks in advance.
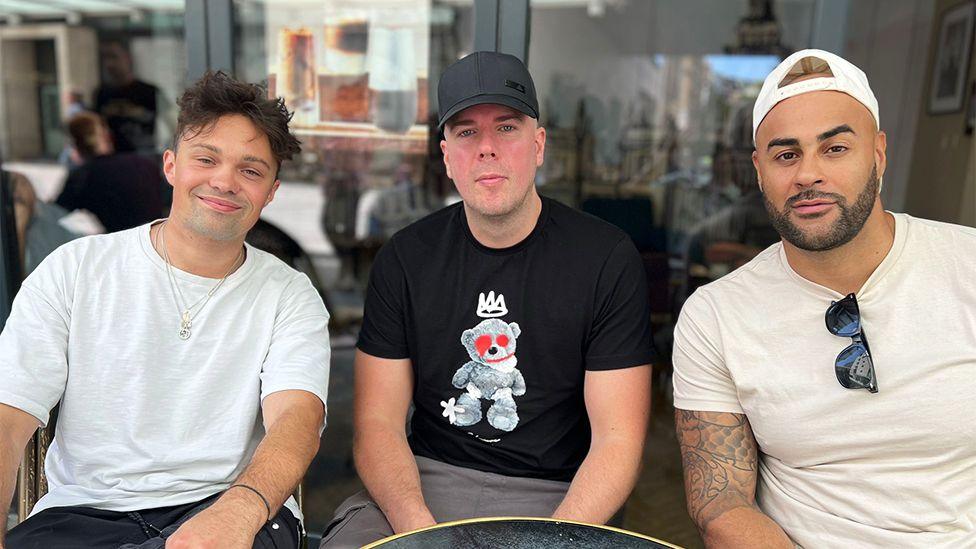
[390,201,461,244]
[376,202,462,264]
[684,242,785,312]
[544,197,633,248]
[51,226,137,258]
[899,213,976,247]
[245,245,315,290]
[244,245,327,314]
[22,227,138,287]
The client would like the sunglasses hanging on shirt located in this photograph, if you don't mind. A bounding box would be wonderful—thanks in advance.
[825,293,879,393]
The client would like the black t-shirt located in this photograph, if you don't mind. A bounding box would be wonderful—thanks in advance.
[56,153,166,233]
[95,80,158,153]
[358,197,655,481]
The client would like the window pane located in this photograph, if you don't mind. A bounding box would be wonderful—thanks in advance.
[527,1,814,545]
[233,0,473,534]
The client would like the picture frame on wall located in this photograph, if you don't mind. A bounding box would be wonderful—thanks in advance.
[928,1,975,114]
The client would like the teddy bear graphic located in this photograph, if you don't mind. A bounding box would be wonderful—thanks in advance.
[441,318,526,432]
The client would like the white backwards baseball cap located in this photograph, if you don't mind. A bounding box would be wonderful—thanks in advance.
[752,49,880,144]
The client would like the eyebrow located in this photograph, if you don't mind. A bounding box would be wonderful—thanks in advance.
[817,124,855,141]
[765,124,856,151]
[191,143,220,154]
[449,112,525,130]
[243,155,272,171]
[190,143,272,171]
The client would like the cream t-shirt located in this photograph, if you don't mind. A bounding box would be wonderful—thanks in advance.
[0,223,331,520]
[673,213,976,548]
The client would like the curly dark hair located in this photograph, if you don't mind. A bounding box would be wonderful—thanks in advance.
[175,71,302,176]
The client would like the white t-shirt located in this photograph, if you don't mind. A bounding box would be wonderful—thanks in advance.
[0,222,331,520]
[673,213,976,548]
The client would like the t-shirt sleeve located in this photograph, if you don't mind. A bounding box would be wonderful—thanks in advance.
[259,273,331,430]
[584,237,656,370]
[672,289,743,413]
[357,239,410,359]
[0,251,73,427]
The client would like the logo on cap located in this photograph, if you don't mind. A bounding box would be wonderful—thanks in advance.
[504,80,526,94]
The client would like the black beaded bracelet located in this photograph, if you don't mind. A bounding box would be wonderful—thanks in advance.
[228,483,272,522]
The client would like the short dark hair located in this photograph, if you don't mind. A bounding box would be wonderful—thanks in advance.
[175,71,301,175]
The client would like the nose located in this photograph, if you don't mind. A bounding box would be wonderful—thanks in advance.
[794,154,825,189]
[487,346,498,356]
[477,134,497,160]
[209,166,240,194]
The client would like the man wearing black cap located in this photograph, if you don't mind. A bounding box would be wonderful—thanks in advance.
[320,51,654,548]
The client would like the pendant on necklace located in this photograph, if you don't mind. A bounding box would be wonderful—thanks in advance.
[179,311,192,340]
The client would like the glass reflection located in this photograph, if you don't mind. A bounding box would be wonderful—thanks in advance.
[233,0,473,534]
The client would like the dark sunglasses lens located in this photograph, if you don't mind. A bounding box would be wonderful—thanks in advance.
[835,343,877,392]
[826,296,860,337]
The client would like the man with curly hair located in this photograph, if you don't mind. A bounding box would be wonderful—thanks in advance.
[0,72,330,549]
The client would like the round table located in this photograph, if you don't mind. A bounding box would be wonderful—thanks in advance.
[363,517,683,549]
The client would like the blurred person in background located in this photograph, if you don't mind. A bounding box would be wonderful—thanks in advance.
[56,111,166,233]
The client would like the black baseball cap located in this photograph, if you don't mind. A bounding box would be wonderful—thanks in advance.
[437,51,539,130]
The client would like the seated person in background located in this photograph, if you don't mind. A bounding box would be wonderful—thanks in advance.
[673,49,976,547]
[320,51,654,548]
[56,112,166,233]
[0,71,330,549]
[6,171,79,275]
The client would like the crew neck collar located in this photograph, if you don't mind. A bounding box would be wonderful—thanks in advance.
[458,195,551,255]
[140,220,256,285]
[778,211,908,300]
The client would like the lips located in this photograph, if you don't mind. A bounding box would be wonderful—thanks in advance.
[476,173,506,186]
[791,200,835,216]
[484,354,511,364]
[198,195,243,213]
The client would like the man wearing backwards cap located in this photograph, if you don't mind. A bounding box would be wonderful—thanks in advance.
[319,51,654,548]
[673,49,976,547]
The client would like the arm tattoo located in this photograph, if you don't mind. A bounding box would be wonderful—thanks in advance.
[675,410,759,530]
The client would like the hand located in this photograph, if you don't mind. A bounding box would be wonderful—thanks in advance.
[165,498,264,549]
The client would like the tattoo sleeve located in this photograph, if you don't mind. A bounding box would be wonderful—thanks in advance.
[675,410,759,531]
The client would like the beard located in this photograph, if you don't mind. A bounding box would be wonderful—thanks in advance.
[763,166,879,252]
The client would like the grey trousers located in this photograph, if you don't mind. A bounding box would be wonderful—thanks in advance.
[319,456,572,549]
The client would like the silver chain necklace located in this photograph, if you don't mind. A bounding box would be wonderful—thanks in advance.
[154,221,244,340]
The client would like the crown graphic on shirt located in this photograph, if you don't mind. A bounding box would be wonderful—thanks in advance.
[477,291,508,318]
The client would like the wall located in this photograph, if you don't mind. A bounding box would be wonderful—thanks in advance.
[0,40,41,159]
[904,0,976,224]
[842,0,935,212]
[0,24,98,161]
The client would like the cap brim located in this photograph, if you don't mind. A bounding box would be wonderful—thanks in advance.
[438,93,538,130]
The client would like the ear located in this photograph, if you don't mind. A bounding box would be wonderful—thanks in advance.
[534,126,546,167]
[874,130,887,191]
[162,149,177,188]
[264,179,281,207]
[461,329,474,347]
[509,322,521,339]
[751,150,763,193]
[440,139,454,181]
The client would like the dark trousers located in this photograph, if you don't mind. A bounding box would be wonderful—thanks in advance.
[5,494,300,549]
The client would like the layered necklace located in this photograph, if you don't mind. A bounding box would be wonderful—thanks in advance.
[153,221,244,340]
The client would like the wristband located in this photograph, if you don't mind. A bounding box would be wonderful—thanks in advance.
[228,483,272,522]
